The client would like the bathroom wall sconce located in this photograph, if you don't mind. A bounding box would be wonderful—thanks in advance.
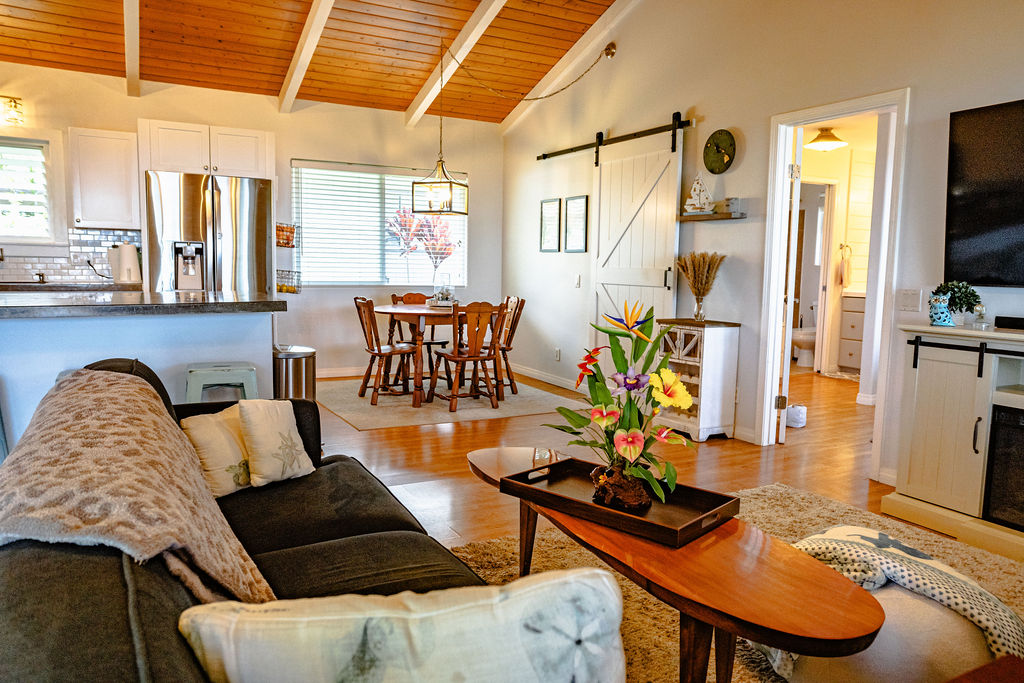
[2,96,25,126]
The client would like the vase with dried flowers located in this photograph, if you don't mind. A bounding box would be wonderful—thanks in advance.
[544,301,692,511]
[677,251,726,321]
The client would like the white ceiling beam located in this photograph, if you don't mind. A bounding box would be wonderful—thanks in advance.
[279,0,334,113]
[404,0,507,128]
[499,0,640,135]
[123,0,140,97]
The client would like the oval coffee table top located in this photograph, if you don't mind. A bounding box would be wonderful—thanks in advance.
[467,446,884,657]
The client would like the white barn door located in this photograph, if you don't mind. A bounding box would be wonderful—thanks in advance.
[592,146,681,342]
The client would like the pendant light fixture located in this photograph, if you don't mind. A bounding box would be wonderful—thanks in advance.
[412,40,469,215]
[804,127,848,152]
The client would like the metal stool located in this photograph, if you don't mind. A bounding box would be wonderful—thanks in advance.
[185,362,259,402]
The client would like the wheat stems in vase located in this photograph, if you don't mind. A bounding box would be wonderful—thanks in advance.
[677,252,725,321]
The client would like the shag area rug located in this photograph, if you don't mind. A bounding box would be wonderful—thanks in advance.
[451,483,1024,683]
[316,378,584,430]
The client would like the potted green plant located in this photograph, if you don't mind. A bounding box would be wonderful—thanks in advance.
[932,281,981,326]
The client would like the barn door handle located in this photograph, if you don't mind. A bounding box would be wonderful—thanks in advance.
[972,417,982,454]
[663,267,672,289]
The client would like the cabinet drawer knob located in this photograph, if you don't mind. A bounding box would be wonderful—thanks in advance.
[75,217,81,223]
[203,165,209,170]
[213,166,218,171]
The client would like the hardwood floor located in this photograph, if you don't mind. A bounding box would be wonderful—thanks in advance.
[318,367,894,548]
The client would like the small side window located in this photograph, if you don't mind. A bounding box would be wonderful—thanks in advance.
[0,128,68,256]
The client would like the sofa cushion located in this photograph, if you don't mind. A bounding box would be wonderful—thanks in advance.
[181,404,252,497]
[237,399,315,486]
[0,540,205,683]
[216,456,425,555]
[178,567,624,683]
[253,530,485,598]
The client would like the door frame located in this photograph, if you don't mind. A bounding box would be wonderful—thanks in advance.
[754,89,910,481]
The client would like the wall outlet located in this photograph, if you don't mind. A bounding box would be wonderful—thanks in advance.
[575,274,581,288]
[897,288,922,312]
[554,347,561,361]
[70,252,88,264]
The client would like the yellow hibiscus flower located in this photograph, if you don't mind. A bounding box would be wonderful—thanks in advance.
[648,368,693,410]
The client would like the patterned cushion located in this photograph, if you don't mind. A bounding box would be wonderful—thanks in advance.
[179,567,625,683]
[237,400,315,487]
[181,404,252,497]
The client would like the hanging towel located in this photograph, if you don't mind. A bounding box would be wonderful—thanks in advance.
[838,244,853,287]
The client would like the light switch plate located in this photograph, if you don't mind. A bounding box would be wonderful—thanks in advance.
[897,288,922,312]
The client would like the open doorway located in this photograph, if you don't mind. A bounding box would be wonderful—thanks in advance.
[756,90,910,473]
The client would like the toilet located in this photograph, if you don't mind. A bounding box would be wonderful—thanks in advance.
[791,304,816,367]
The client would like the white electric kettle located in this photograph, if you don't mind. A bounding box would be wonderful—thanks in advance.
[107,243,142,284]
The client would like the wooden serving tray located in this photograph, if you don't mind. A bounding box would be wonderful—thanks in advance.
[499,458,740,547]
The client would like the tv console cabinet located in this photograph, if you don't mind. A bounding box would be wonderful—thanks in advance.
[881,324,1024,561]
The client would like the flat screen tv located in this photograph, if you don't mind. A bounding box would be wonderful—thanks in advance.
[945,98,1024,286]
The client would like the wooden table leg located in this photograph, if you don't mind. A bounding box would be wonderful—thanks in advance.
[678,613,713,683]
[715,629,736,683]
[411,317,425,407]
[519,500,538,576]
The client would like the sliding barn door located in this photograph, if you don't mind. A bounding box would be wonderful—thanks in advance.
[592,147,682,346]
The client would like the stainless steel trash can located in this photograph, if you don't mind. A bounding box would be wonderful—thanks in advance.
[273,345,316,400]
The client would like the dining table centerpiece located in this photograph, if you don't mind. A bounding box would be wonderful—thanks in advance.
[545,302,693,511]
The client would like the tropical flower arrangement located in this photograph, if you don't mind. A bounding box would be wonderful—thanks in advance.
[545,302,693,509]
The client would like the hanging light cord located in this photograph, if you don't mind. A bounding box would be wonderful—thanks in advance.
[441,41,615,102]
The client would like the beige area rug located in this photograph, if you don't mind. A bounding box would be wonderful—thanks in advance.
[451,483,1024,683]
[316,378,585,430]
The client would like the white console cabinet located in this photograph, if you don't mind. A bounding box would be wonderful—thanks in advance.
[883,324,1024,560]
[139,119,273,179]
[655,319,739,442]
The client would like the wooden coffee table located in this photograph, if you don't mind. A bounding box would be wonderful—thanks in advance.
[468,447,885,683]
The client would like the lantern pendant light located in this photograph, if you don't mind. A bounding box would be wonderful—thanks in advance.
[412,41,469,215]
[804,127,848,152]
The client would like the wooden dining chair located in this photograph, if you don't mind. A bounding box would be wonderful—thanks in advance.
[427,302,507,411]
[388,292,449,378]
[354,297,416,405]
[494,296,526,395]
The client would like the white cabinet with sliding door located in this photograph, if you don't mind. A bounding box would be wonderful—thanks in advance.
[897,341,992,516]
[68,128,140,229]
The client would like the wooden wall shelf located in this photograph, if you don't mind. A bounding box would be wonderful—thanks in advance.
[678,212,747,222]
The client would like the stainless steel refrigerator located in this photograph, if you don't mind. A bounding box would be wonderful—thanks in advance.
[145,171,273,294]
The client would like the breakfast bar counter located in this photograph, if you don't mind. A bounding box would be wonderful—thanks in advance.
[0,292,286,450]
[0,291,285,319]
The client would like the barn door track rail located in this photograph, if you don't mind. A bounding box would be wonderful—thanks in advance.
[537,112,692,166]
[909,335,1024,378]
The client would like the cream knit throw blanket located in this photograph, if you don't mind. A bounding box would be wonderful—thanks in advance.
[0,369,275,604]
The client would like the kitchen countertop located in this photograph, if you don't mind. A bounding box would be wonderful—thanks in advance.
[0,282,144,292]
[0,291,287,319]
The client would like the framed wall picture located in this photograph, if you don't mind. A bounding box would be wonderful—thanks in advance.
[564,195,588,253]
[540,198,561,252]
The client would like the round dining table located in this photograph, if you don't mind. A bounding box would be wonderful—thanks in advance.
[374,303,454,407]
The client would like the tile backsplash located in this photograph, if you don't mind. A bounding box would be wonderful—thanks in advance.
[0,229,142,283]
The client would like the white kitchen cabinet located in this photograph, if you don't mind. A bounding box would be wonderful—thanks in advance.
[141,119,272,179]
[656,318,740,442]
[897,337,992,516]
[68,128,140,229]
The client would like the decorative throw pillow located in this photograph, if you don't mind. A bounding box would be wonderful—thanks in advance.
[237,399,314,486]
[181,404,252,497]
[179,567,625,683]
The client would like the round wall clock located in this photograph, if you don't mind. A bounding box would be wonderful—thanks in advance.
[703,129,736,174]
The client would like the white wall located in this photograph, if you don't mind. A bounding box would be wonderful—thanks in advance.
[0,61,504,375]
[502,0,1024,459]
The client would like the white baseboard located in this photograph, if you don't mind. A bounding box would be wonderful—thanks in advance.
[317,366,364,379]
[732,426,761,445]
[856,392,876,406]
[509,363,581,393]
[876,466,896,486]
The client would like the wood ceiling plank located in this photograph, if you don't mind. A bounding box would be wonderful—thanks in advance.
[142,17,302,51]
[144,73,278,95]
[0,41,123,73]
[0,14,124,47]
[142,5,307,36]
[0,0,122,22]
[325,8,454,44]
[141,32,295,60]
[317,26,448,55]
[498,6,588,32]
[279,0,333,113]
[0,25,124,56]
[404,0,506,127]
[293,87,410,111]
[345,0,477,23]
[141,0,310,24]
[139,38,291,70]
[304,49,433,74]
[302,65,426,89]
[142,60,286,84]
[0,4,122,34]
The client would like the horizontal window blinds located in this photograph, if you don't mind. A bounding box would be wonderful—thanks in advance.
[292,162,467,287]
[0,142,50,240]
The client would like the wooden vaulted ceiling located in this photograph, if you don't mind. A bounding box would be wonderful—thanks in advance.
[0,0,617,124]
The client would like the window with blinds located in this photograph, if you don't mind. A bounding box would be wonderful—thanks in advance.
[292,161,467,286]
[0,141,51,242]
